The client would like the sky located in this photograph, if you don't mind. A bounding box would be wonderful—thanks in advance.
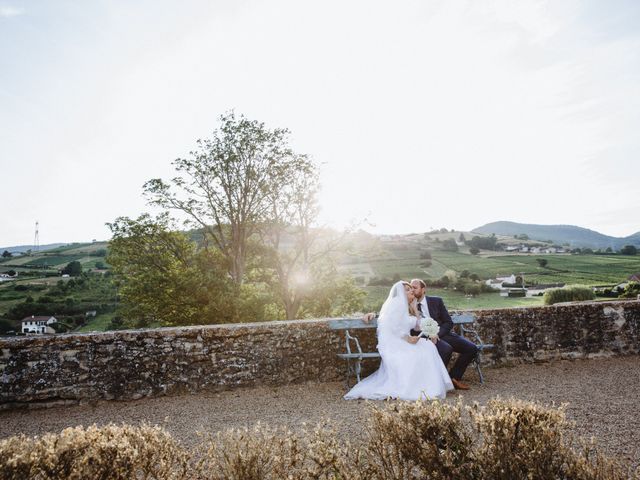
[1,0,639,247]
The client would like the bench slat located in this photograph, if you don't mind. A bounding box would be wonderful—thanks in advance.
[337,353,381,359]
[452,313,476,324]
[328,319,377,329]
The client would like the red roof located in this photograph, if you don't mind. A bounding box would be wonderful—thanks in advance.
[21,315,54,322]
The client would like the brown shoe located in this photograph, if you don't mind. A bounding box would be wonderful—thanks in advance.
[451,378,470,390]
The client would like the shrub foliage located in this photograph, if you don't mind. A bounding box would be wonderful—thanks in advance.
[0,399,635,480]
[544,284,596,305]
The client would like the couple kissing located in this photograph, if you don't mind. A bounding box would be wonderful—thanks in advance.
[344,279,478,401]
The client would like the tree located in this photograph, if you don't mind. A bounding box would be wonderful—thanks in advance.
[143,111,312,285]
[467,235,498,251]
[254,156,364,320]
[620,245,637,255]
[536,258,548,268]
[62,261,82,277]
[106,214,239,327]
[619,282,640,298]
[1,250,12,258]
[469,247,480,255]
[458,233,466,243]
[441,239,458,252]
[0,318,14,334]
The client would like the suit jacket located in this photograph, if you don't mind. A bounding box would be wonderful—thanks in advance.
[425,296,454,338]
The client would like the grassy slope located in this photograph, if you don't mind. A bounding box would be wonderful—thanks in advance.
[345,232,639,311]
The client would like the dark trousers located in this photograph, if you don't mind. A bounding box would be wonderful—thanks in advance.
[412,330,478,380]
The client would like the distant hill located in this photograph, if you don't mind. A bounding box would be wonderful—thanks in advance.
[0,243,69,254]
[472,221,640,249]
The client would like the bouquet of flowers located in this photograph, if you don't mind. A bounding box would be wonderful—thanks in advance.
[420,316,439,337]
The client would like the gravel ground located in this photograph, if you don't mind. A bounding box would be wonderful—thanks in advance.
[1,355,639,470]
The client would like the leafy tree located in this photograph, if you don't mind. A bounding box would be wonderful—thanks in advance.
[458,233,466,243]
[94,261,106,269]
[582,248,594,255]
[0,318,15,334]
[62,261,82,277]
[1,250,12,258]
[107,214,239,327]
[605,247,613,253]
[255,162,363,319]
[6,270,16,277]
[469,247,480,255]
[467,234,498,251]
[620,245,637,255]
[143,111,313,284]
[619,282,640,298]
[536,258,548,268]
[441,239,458,252]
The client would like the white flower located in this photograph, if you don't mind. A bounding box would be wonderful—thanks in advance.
[420,317,439,337]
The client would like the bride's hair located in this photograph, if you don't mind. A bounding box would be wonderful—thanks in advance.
[402,281,418,317]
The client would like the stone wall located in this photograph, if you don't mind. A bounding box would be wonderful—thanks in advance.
[1,300,639,409]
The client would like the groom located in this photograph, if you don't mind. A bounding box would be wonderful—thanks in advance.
[409,278,478,390]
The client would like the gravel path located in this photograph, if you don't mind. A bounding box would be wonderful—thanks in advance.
[2,356,639,470]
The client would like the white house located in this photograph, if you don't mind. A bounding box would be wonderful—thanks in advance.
[21,316,57,334]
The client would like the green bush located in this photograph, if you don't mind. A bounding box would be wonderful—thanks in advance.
[544,285,595,305]
[619,281,640,299]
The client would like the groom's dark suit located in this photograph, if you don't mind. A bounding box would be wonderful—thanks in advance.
[411,296,478,381]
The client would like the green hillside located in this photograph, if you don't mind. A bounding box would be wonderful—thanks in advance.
[341,231,640,311]
[473,221,640,249]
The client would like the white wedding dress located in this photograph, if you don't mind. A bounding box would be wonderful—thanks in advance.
[344,282,453,401]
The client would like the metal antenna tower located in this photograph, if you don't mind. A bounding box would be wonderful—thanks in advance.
[34,221,40,252]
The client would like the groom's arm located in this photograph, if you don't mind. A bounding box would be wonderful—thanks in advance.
[436,298,454,337]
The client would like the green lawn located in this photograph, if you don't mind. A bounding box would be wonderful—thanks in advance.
[76,312,116,332]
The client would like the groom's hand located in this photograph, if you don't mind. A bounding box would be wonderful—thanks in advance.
[429,334,439,345]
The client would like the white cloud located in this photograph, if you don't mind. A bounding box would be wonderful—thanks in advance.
[0,5,24,17]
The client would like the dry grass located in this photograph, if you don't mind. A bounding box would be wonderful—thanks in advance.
[1,399,637,480]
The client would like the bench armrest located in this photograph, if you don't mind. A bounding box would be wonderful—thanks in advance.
[458,323,486,349]
[345,330,363,356]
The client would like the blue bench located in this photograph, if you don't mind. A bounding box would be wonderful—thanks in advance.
[329,313,493,387]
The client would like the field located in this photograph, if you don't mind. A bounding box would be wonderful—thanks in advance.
[342,233,640,310]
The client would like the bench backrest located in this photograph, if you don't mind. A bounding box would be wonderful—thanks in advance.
[328,313,475,330]
[328,318,377,330]
[451,313,476,324]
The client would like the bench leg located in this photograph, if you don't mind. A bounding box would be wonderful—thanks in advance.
[475,353,484,384]
[355,357,362,384]
[345,358,353,388]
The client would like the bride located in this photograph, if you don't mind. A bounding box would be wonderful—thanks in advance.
[344,281,453,400]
